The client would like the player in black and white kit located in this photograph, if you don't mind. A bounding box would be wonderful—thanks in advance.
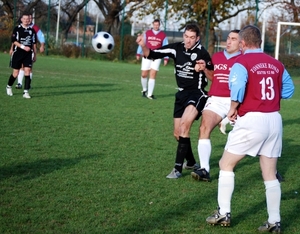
[136,23,214,179]
[6,12,37,99]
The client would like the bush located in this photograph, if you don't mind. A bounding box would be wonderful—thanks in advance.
[61,44,81,58]
[0,35,11,53]
[108,34,137,61]
[279,54,300,69]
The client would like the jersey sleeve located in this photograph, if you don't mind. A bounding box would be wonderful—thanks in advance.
[36,30,45,43]
[203,50,213,71]
[281,69,295,99]
[11,27,18,43]
[162,37,169,60]
[148,44,176,60]
[229,63,248,103]
[136,45,142,55]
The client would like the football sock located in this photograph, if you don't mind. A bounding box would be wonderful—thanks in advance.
[174,137,190,173]
[147,78,155,97]
[220,117,230,125]
[218,170,235,215]
[141,77,147,91]
[8,74,16,86]
[186,139,196,166]
[198,139,211,172]
[30,72,33,80]
[265,180,281,224]
[24,75,31,91]
[17,69,25,85]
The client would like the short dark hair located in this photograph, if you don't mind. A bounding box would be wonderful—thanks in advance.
[239,25,261,47]
[153,19,161,24]
[21,12,31,17]
[184,23,200,37]
[230,29,240,34]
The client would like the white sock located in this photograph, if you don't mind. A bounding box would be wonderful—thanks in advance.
[141,77,147,91]
[147,78,155,97]
[221,117,230,125]
[198,139,211,172]
[30,72,33,80]
[218,170,235,215]
[17,70,25,85]
[265,180,281,223]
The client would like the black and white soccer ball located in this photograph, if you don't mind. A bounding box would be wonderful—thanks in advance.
[92,31,115,54]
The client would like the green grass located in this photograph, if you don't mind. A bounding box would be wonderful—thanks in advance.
[0,52,299,234]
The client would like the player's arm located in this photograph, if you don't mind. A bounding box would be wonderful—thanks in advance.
[203,68,213,81]
[136,34,150,57]
[32,44,37,62]
[281,69,294,99]
[162,37,169,65]
[9,43,14,55]
[13,41,31,52]
[36,30,45,53]
[136,45,142,60]
[32,32,37,62]
[195,51,214,80]
[227,101,239,122]
[227,62,248,122]
[228,63,247,104]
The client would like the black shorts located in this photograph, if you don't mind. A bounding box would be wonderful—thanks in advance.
[10,50,33,69]
[173,89,208,120]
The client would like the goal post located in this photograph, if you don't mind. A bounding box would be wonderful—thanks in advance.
[275,21,300,60]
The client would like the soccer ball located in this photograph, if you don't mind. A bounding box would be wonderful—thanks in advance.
[91,31,115,54]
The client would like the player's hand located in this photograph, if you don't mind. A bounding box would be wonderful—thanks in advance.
[227,108,238,123]
[136,34,144,46]
[40,46,45,53]
[24,46,31,52]
[195,59,206,72]
[164,60,168,66]
[136,55,140,60]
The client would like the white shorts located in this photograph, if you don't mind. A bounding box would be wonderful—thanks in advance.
[141,57,162,71]
[225,112,282,158]
[203,96,231,118]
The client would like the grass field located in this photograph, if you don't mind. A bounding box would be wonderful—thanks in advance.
[0,52,299,234]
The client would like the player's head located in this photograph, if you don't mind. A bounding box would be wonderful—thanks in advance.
[152,19,161,31]
[226,29,240,54]
[29,14,33,24]
[20,12,31,26]
[183,23,200,49]
[239,25,262,52]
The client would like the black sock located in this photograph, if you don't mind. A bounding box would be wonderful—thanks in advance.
[24,75,31,90]
[8,74,16,86]
[174,137,190,173]
[186,141,196,166]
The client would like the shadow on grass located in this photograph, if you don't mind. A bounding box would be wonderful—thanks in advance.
[277,137,300,179]
[33,88,121,97]
[0,154,99,183]
[35,83,116,89]
[153,93,176,99]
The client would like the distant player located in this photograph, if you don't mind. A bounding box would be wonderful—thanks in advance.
[10,14,45,89]
[6,12,37,98]
[136,19,168,99]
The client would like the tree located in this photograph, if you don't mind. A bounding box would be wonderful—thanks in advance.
[126,1,268,53]
[92,0,125,36]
